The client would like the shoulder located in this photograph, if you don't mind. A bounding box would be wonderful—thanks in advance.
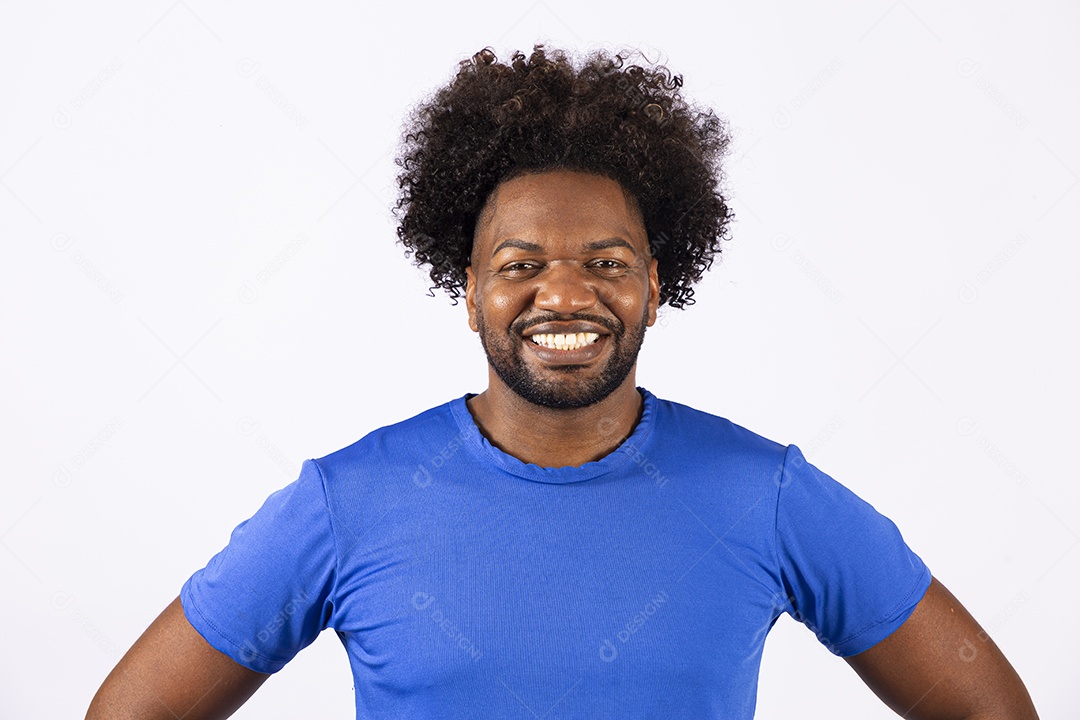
[647,391,787,463]
[636,390,794,497]
[309,396,464,480]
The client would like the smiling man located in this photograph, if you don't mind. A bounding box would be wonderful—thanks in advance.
[87,46,1039,719]
[463,170,660,467]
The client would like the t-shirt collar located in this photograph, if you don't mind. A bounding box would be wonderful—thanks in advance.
[449,387,657,484]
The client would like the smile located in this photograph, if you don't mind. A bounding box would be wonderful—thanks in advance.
[529,332,601,351]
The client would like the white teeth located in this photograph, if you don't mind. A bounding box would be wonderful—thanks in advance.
[529,332,601,351]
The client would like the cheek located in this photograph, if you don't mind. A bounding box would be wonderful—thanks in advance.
[473,284,531,334]
[608,278,652,316]
[480,281,531,322]
[490,292,519,313]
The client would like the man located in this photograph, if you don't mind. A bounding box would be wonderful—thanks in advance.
[87,46,1039,719]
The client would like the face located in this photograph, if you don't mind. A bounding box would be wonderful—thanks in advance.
[465,170,660,409]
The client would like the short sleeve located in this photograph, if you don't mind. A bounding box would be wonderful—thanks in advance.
[774,444,932,657]
[180,459,337,673]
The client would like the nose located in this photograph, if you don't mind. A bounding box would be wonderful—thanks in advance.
[532,261,600,314]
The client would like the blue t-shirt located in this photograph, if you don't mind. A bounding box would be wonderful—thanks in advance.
[180,388,931,718]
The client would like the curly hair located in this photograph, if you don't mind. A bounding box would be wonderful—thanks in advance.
[393,44,734,309]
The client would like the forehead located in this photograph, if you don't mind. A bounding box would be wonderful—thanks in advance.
[474,170,646,255]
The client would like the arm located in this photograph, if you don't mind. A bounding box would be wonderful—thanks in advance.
[844,576,1039,720]
[86,596,270,720]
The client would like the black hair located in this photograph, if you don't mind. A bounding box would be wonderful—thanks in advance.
[393,44,734,308]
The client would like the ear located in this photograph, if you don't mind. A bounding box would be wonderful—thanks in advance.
[646,257,660,326]
[465,266,479,332]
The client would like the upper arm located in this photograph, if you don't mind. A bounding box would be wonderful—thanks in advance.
[86,596,270,720]
[844,576,1039,720]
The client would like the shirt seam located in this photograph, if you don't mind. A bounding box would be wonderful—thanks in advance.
[772,443,793,615]
[181,587,281,671]
[833,561,932,654]
[774,443,932,652]
[309,457,341,621]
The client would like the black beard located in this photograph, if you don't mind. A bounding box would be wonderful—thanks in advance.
[476,308,649,410]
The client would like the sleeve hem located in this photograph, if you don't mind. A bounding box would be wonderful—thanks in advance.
[831,564,933,657]
[180,576,288,674]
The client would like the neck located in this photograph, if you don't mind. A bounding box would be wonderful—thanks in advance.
[465,372,644,468]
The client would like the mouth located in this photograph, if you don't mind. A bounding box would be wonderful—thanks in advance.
[522,331,608,365]
[528,332,601,351]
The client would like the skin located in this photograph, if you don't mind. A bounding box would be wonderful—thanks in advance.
[844,578,1039,719]
[85,597,268,719]
[464,170,660,467]
[86,169,1039,719]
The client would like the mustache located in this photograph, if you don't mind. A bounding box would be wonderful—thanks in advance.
[510,312,623,336]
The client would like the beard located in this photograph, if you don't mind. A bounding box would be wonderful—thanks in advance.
[475,307,649,410]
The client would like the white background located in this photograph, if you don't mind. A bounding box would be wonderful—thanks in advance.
[2,1,1077,717]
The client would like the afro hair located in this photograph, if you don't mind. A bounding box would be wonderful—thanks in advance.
[393,44,734,309]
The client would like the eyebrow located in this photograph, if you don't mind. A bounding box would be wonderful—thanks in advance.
[491,239,543,257]
[584,237,635,252]
[490,237,637,257]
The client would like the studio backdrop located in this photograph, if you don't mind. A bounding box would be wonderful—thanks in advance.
[1,1,1076,717]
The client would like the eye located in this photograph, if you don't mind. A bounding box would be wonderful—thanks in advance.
[500,261,540,276]
[588,259,628,275]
